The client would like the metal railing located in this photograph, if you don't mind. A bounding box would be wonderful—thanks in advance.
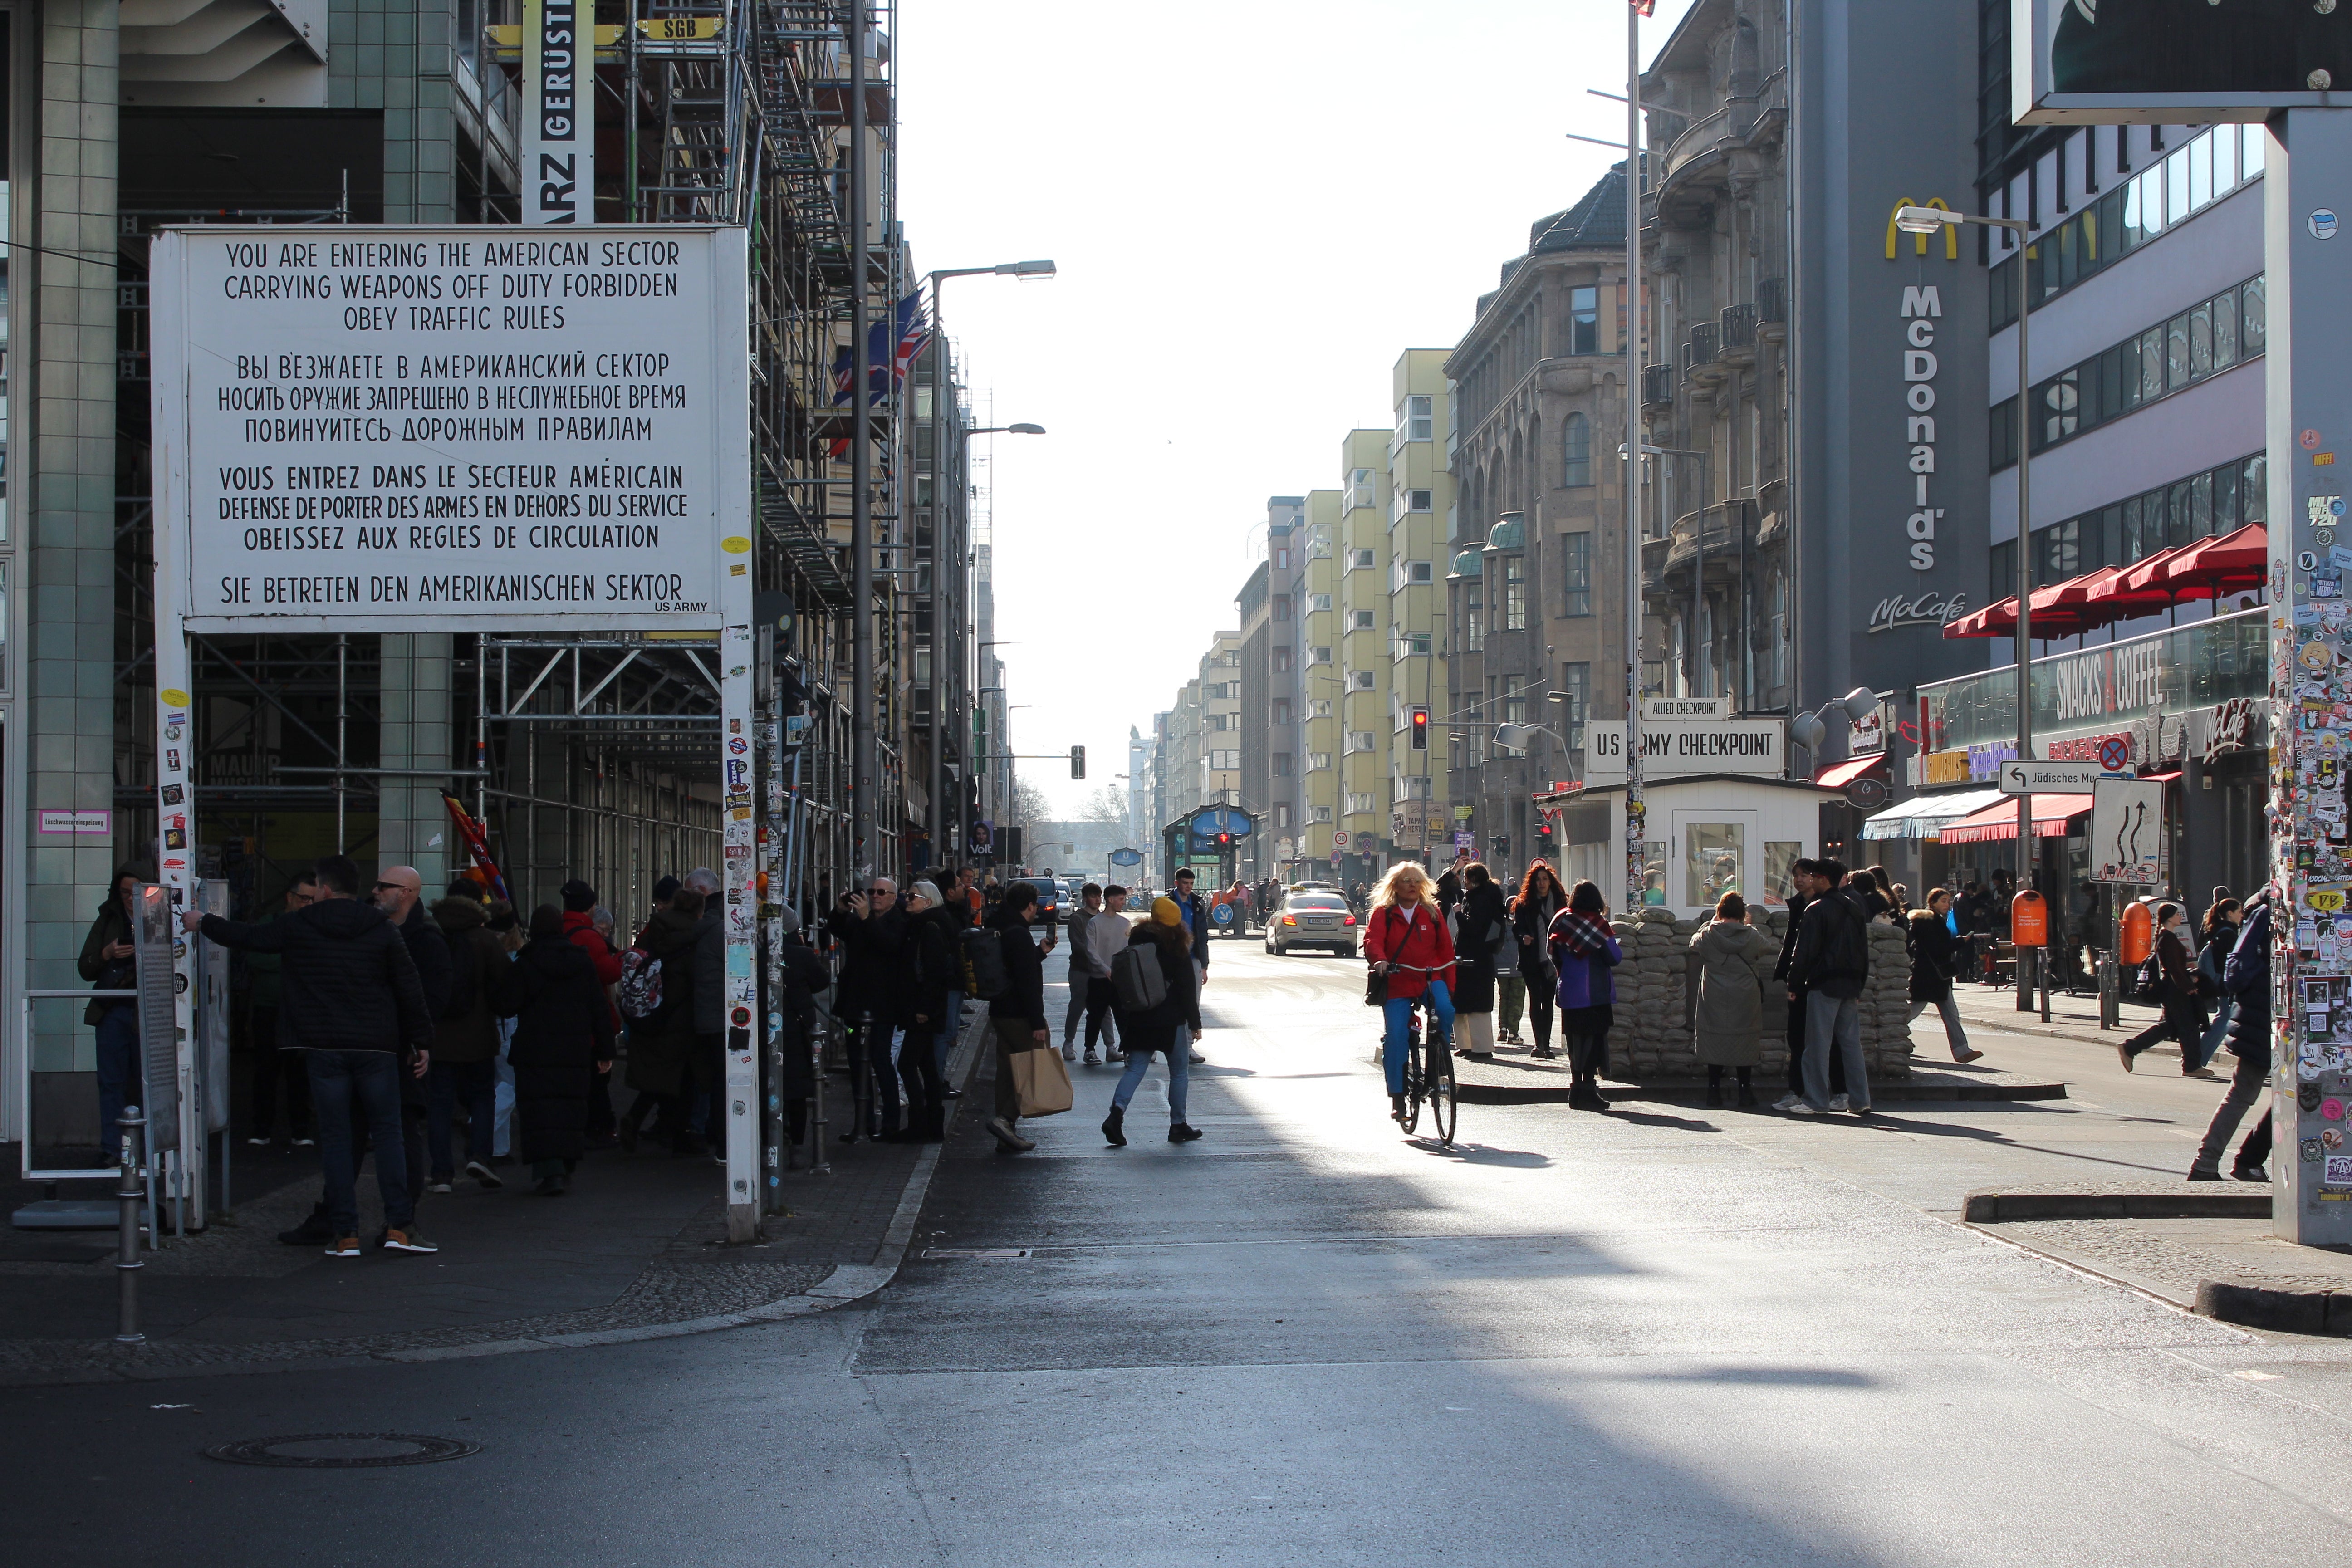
[1720,301,1758,352]
[1758,276,1788,324]
[1642,363,1676,407]
[1683,322,1720,378]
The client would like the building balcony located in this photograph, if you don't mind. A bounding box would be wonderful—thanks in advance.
[1642,363,1676,409]
[1757,277,1788,342]
[1720,302,1758,364]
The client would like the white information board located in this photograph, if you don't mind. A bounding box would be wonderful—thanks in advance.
[149,225,748,632]
[2091,777,2166,884]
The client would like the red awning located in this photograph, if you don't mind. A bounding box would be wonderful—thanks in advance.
[2153,523,2267,603]
[1817,755,1887,789]
[1943,596,2017,639]
[1938,792,2097,844]
[2118,544,2189,595]
[2076,562,2178,623]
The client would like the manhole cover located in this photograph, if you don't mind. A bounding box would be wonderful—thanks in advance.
[202,1433,480,1469]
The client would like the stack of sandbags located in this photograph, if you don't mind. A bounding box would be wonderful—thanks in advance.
[1602,908,1687,1080]
[1859,919,1916,1079]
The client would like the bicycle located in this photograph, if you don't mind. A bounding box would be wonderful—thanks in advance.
[1377,963,1457,1147]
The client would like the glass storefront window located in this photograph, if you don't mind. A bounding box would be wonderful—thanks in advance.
[1764,843,1799,907]
[1918,608,2266,754]
[1685,823,1745,908]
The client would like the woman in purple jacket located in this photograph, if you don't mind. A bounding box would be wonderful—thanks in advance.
[1548,880,1623,1111]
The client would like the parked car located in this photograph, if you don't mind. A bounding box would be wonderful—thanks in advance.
[1264,890,1359,956]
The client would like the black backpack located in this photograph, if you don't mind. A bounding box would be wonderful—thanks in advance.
[959,925,1009,1000]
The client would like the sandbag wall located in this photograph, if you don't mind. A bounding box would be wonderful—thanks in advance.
[1598,907,1918,1082]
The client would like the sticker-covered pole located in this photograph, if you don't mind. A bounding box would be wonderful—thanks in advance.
[1622,4,1646,913]
[2268,109,2352,1244]
[715,226,760,1244]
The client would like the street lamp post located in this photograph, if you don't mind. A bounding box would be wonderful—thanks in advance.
[925,261,1054,879]
[1896,204,2037,1012]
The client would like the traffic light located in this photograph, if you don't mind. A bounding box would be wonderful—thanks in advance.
[1070,744,1086,780]
[1410,707,1429,750]
[1535,818,1555,848]
[1216,832,1232,848]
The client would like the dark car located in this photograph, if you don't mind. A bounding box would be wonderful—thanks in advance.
[1265,891,1359,956]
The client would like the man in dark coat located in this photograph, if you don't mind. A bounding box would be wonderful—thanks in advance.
[78,859,155,1151]
[374,865,451,1209]
[1787,859,1873,1116]
[624,890,706,1155]
[497,906,617,1195]
[184,854,436,1254]
[428,886,507,1189]
[832,875,910,1139]
[2052,0,2347,96]
[2190,891,2274,1181]
[984,883,1049,1153]
[771,908,832,1154]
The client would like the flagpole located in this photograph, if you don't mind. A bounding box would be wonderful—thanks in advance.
[1623,0,1647,916]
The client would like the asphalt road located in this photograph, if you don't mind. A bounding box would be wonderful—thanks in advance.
[7,939,2352,1566]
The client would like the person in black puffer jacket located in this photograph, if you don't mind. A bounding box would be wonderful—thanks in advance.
[496,905,616,1195]
[2190,892,2272,1181]
[983,883,1049,1153]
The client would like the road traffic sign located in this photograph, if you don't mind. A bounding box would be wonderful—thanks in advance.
[2097,736,2132,774]
[1333,830,1351,850]
[1999,760,2108,794]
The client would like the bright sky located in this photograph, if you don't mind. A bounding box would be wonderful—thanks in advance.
[896,0,1698,818]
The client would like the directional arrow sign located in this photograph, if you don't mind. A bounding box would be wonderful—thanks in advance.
[1999,760,2108,794]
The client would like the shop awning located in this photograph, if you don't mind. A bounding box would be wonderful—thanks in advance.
[2151,524,2267,603]
[1859,786,2007,841]
[1817,754,1886,789]
[1939,792,2097,845]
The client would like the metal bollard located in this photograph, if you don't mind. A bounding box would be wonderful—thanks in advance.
[115,1105,147,1346]
[840,1009,874,1144]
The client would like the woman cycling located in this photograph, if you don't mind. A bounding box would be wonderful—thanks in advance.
[1364,861,1457,1125]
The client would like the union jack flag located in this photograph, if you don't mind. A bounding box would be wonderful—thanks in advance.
[827,292,930,457]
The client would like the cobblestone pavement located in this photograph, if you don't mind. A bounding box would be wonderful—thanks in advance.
[0,1009,988,1383]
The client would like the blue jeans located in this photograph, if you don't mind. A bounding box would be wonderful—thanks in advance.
[427,1058,498,1179]
[307,1050,413,1234]
[1112,1038,1190,1122]
[93,1004,139,1153]
[2197,994,2235,1069]
[1803,990,1868,1111]
[936,991,964,1077]
[1382,980,1455,1096]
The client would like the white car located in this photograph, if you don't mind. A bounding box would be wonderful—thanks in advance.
[1265,891,1360,956]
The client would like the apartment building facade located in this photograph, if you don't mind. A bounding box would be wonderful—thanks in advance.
[1446,167,1636,881]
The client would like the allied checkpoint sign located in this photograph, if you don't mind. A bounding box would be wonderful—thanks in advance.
[148,226,766,1237]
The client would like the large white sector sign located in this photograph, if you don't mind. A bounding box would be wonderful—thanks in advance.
[150,225,750,632]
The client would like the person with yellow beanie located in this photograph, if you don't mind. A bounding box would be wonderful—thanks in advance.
[1100,901,1203,1146]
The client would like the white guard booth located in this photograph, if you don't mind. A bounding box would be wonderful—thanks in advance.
[1538,774,1840,920]
[147,226,764,1240]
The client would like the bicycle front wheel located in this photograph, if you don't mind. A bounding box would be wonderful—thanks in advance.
[1400,1067,1424,1135]
[1427,1049,1457,1147]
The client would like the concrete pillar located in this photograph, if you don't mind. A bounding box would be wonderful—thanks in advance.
[377,632,451,892]
[23,0,119,1137]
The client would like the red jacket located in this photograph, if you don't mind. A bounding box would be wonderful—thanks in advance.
[1364,902,1456,999]
[562,910,622,1028]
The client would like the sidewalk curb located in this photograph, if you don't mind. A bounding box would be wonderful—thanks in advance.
[0,1014,992,1386]
[1459,1078,2068,1107]
[2193,1279,2352,1336]
[1961,1191,2272,1222]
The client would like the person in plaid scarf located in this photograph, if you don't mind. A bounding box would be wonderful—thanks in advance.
[1548,881,1623,1110]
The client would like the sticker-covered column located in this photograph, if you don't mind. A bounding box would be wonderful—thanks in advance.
[2267,108,2352,1245]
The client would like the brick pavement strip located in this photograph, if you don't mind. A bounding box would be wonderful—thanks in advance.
[0,1009,990,1384]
